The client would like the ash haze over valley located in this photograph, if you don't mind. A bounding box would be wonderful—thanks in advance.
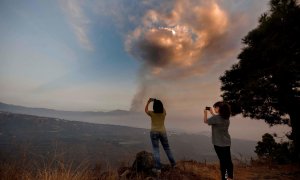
[0,111,257,167]
[0,102,290,142]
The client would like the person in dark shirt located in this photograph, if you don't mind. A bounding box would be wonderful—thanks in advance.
[204,101,233,180]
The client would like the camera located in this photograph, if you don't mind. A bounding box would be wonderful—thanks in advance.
[205,107,211,110]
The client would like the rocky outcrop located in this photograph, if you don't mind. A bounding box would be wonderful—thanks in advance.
[132,151,155,173]
[119,151,156,179]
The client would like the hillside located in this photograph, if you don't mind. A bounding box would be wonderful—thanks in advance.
[0,111,299,179]
[0,101,290,142]
[0,111,256,167]
[117,160,300,180]
[1,154,299,180]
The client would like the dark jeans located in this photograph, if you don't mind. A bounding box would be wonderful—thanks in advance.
[150,131,176,169]
[214,145,233,180]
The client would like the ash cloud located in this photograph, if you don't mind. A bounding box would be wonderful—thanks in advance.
[125,0,263,111]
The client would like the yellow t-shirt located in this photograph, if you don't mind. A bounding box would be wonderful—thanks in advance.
[147,110,166,132]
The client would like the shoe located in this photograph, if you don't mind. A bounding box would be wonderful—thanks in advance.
[152,168,161,174]
[171,163,178,169]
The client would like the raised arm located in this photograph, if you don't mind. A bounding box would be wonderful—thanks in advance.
[204,107,215,124]
[210,108,215,116]
[145,98,152,114]
[204,109,208,124]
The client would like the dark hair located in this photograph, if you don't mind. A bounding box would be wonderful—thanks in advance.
[213,101,231,120]
[153,99,164,113]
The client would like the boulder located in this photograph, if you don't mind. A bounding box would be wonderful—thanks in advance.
[131,151,154,173]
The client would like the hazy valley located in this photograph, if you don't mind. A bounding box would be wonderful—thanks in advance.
[0,109,256,167]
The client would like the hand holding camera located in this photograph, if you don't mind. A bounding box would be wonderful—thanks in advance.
[205,106,215,115]
[149,98,156,102]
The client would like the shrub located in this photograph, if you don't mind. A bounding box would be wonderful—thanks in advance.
[255,133,293,164]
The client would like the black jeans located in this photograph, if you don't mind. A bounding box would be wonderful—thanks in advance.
[214,145,233,180]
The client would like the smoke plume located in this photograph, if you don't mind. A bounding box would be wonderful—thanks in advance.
[126,0,233,111]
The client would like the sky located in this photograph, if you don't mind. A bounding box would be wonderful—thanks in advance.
[1,0,293,140]
[0,0,273,114]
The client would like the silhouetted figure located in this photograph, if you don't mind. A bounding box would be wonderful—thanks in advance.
[145,98,176,173]
[204,101,233,180]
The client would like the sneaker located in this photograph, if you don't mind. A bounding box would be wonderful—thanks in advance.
[171,163,177,168]
[152,168,161,174]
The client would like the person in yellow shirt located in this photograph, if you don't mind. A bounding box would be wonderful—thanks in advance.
[145,98,176,173]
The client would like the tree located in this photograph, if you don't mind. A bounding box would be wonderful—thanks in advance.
[255,133,277,159]
[255,133,292,164]
[220,0,300,161]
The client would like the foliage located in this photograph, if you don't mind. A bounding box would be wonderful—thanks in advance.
[220,0,300,160]
[220,0,300,123]
[255,133,277,158]
[255,133,293,164]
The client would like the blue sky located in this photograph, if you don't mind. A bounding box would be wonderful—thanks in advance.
[0,0,269,113]
[0,0,140,111]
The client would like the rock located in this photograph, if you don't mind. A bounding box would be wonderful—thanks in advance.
[120,169,131,180]
[118,151,158,179]
[131,151,154,173]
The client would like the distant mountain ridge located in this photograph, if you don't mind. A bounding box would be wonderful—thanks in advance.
[0,101,155,132]
[0,101,133,119]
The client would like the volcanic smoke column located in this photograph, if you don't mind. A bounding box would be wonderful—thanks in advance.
[126,0,229,111]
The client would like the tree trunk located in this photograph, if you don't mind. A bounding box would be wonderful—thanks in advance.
[289,108,300,162]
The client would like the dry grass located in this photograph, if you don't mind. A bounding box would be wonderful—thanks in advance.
[1,158,299,180]
[233,161,300,180]
[176,160,219,179]
[0,160,92,180]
